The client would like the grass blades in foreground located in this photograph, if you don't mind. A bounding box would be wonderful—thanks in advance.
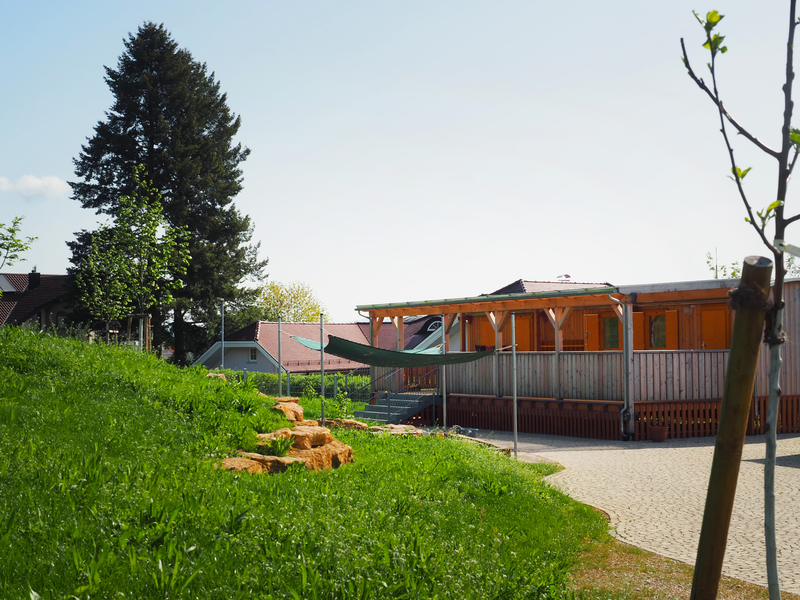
[0,327,607,599]
[568,538,800,600]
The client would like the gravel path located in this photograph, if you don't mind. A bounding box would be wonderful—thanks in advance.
[471,430,800,593]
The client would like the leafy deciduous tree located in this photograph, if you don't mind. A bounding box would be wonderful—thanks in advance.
[258,281,327,322]
[71,165,189,344]
[0,216,36,271]
[70,22,266,363]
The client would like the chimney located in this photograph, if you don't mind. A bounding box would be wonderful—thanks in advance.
[28,268,40,290]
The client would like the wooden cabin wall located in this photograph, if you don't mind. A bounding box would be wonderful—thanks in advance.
[756,279,800,396]
[674,302,731,350]
[465,299,734,354]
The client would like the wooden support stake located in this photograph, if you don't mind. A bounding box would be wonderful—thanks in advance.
[691,256,772,600]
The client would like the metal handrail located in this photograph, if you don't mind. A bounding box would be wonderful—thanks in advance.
[384,367,438,422]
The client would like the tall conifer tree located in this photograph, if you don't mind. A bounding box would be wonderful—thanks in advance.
[70,22,266,363]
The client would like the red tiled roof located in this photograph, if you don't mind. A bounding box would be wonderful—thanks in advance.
[226,321,371,373]
[222,317,442,373]
[0,273,69,326]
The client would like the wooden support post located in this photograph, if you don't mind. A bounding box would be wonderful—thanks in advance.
[444,313,457,352]
[391,316,404,392]
[691,256,772,600]
[369,314,383,399]
[370,315,383,347]
[545,307,571,401]
[390,316,404,350]
[485,311,507,396]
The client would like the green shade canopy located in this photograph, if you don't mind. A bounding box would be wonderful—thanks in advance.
[292,335,493,368]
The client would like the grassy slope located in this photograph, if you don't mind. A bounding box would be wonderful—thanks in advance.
[0,328,607,599]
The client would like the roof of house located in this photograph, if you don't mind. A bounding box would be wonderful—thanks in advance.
[488,279,613,295]
[226,321,373,373]
[219,316,442,373]
[0,273,70,326]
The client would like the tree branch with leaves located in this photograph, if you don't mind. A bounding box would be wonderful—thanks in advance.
[0,216,37,272]
[72,165,190,345]
[683,5,799,598]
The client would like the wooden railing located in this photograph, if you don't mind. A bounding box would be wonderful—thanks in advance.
[635,395,800,440]
[445,350,733,402]
[445,352,624,400]
[633,350,728,401]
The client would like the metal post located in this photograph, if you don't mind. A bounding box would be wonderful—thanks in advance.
[218,298,225,369]
[278,317,282,397]
[287,372,291,397]
[442,315,447,429]
[138,315,144,351]
[620,303,635,439]
[320,312,325,426]
[493,325,499,397]
[512,312,518,458]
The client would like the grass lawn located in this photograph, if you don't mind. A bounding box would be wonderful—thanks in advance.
[0,327,608,599]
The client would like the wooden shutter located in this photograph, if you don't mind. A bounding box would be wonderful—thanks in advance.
[584,314,600,351]
[666,310,679,350]
[700,308,728,349]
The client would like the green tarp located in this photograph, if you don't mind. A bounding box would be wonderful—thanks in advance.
[292,335,494,368]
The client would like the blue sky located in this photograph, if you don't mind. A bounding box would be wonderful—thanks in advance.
[0,1,795,321]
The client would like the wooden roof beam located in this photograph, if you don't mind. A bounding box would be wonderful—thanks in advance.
[367,294,628,318]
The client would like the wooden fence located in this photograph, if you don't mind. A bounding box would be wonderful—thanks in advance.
[445,394,622,440]
[445,352,625,400]
[633,350,728,401]
[377,350,732,401]
[635,395,800,440]
[435,394,800,442]
[372,346,800,441]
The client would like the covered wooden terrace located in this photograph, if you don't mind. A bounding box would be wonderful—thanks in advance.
[357,280,738,440]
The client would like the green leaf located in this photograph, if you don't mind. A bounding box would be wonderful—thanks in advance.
[707,10,723,26]
[790,127,800,146]
[730,166,752,180]
[767,200,784,212]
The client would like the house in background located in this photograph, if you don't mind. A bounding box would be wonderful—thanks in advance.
[0,270,71,329]
[192,315,445,374]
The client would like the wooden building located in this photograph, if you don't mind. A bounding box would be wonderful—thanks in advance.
[356,278,800,441]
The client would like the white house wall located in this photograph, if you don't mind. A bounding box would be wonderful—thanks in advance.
[195,343,280,374]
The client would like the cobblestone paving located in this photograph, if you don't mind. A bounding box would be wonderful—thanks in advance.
[471,430,800,593]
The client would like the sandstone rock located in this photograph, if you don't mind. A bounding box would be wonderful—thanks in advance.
[239,451,305,473]
[207,373,227,382]
[219,457,262,474]
[296,420,319,427]
[369,424,423,437]
[327,418,368,431]
[274,396,300,403]
[274,401,304,422]
[290,439,353,470]
[257,428,294,443]
[290,425,333,449]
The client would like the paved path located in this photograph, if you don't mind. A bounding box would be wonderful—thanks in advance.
[471,430,800,593]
